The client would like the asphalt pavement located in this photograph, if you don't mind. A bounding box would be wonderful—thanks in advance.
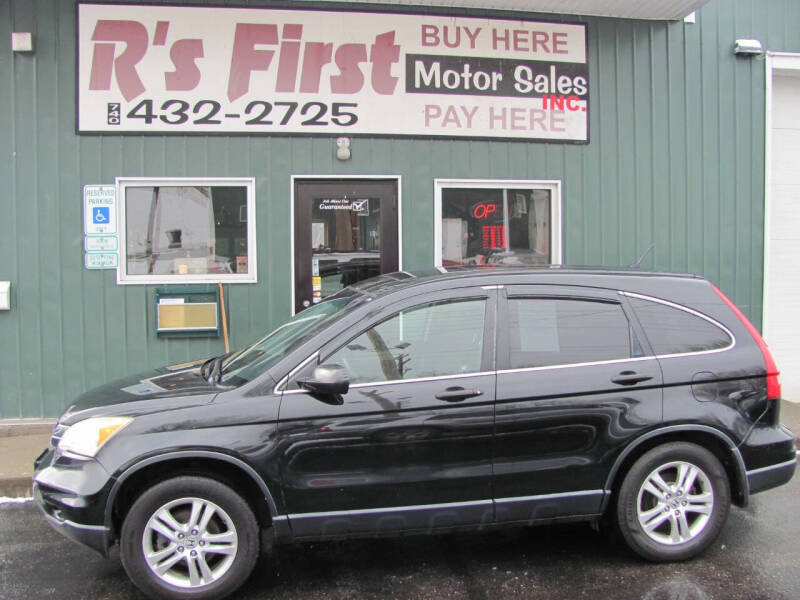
[2,469,799,600]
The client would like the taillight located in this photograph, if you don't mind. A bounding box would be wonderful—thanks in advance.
[712,284,781,399]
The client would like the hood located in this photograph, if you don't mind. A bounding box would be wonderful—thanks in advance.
[59,359,222,425]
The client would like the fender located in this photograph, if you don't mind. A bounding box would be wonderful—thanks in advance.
[104,450,283,533]
[600,424,750,512]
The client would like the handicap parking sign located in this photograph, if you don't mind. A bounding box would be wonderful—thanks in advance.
[93,206,110,224]
[83,185,116,235]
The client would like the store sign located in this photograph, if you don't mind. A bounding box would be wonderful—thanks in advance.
[77,4,588,141]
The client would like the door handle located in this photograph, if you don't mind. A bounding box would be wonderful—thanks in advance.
[435,387,483,402]
[611,371,653,386]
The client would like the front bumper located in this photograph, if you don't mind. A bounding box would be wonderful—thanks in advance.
[33,481,112,555]
[32,448,115,557]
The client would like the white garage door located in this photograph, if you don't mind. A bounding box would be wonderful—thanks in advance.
[765,69,800,400]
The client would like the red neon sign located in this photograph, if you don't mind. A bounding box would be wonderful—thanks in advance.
[482,225,505,250]
[473,203,499,220]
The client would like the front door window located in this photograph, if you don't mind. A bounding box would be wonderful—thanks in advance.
[322,298,487,384]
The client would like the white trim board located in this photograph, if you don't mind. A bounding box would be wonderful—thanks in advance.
[433,178,563,267]
[289,175,403,316]
[763,52,800,337]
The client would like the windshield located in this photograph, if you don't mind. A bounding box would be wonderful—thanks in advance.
[220,291,363,384]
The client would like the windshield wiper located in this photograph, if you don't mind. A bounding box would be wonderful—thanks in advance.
[201,353,230,384]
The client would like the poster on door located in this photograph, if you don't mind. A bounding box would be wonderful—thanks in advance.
[77,3,589,141]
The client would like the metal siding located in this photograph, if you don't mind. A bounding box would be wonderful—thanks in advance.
[1,0,18,419]
[1,0,799,417]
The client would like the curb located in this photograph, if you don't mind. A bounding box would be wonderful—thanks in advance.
[0,477,33,499]
[0,420,56,438]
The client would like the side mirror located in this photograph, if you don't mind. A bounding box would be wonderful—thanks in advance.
[298,364,350,395]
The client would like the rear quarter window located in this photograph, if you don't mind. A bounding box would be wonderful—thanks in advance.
[629,296,732,355]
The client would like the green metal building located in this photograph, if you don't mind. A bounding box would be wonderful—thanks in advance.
[2,0,799,418]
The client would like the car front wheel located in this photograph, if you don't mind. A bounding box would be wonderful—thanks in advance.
[616,442,730,562]
[120,476,259,600]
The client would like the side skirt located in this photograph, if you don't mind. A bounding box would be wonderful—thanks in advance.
[272,490,606,541]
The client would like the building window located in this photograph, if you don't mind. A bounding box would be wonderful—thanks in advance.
[117,178,256,284]
[434,180,561,267]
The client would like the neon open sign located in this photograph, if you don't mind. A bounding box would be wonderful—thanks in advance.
[473,203,500,219]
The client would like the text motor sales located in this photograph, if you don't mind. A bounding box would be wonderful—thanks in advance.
[78,4,589,141]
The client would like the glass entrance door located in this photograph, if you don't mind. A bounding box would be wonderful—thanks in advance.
[294,179,399,313]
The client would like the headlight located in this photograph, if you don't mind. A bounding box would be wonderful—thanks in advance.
[58,416,132,458]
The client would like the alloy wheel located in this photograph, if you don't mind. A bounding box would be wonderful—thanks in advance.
[142,497,238,588]
[636,460,714,545]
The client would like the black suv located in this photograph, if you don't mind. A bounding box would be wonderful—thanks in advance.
[33,268,796,600]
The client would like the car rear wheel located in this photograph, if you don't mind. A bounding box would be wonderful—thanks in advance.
[616,442,730,562]
[120,476,259,600]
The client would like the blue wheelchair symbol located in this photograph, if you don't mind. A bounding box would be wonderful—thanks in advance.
[93,207,110,224]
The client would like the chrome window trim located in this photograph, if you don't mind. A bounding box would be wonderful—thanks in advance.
[286,370,496,393]
[279,489,601,520]
[280,360,492,392]
[619,291,737,358]
[273,352,320,395]
[497,356,657,376]
[745,457,797,476]
[349,370,495,389]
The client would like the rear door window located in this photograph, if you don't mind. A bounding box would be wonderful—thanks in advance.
[628,296,732,355]
[508,298,633,368]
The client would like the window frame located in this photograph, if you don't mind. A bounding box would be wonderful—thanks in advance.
[497,286,654,373]
[115,176,257,285]
[433,178,562,268]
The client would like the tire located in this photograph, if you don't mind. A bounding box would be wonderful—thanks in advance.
[120,476,260,600]
[615,442,730,562]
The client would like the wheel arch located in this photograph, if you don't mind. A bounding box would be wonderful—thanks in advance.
[601,425,749,512]
[105,451,280,538]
